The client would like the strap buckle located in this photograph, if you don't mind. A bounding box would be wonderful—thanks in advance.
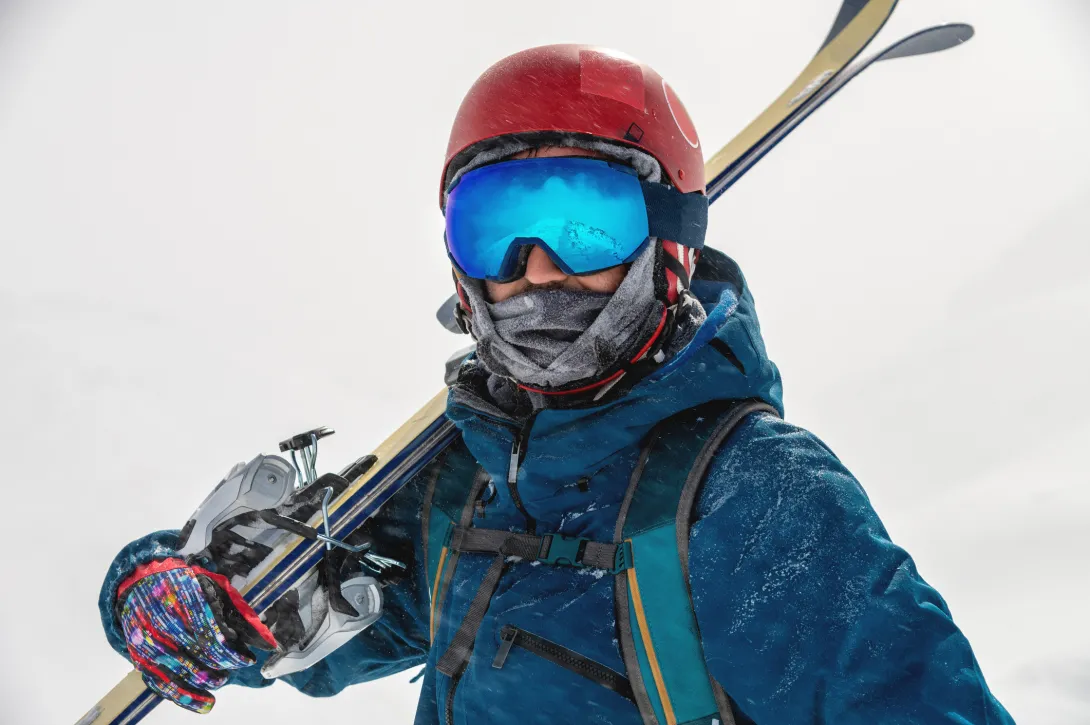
[611,541,633,574]
[537,534,588,568]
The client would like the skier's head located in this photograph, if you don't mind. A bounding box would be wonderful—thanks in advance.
[441,44,709,401]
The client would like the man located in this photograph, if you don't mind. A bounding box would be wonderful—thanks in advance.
[98,45,1014,724]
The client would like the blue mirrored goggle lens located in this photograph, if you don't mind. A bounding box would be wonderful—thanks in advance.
[445,157,651,282]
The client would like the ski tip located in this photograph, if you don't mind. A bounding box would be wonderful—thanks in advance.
[878,23,976,62]
[945,22,975,46]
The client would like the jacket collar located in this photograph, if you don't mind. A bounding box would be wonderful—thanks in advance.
[445,248,784,522]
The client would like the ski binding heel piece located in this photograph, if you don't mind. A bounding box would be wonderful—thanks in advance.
[260,574,383,679]
[176,455,297,558]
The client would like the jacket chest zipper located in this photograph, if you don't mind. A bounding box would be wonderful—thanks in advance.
[444,413,536,725]
[506,413,538,534]
[445,413,540,724]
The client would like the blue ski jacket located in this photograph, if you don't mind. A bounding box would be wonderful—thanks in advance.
[99,249,1013,724]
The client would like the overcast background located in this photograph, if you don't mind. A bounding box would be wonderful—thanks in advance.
[1,0,1087,723]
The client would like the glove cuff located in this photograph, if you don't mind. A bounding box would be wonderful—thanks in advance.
[116,557,189,597]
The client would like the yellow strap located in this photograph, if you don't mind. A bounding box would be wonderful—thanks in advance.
[429,546,449,642]
[626,546,677,725]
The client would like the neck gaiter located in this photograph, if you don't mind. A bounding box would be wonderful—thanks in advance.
[458,239,663,390]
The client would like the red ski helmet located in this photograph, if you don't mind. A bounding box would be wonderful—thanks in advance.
[441,44,704,204]
[441,44,706,398]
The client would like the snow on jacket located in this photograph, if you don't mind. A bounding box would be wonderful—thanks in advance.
[98,249,1013,724]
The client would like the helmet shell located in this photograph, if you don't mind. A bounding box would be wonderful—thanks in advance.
[442,44,703,205]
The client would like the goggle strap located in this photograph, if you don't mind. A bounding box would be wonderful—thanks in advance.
[641,181,708,250]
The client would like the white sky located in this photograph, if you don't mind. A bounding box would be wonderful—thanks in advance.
[1,1,1087,723]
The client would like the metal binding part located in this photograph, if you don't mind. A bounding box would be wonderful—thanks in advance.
[316,486,369,553]
[279,426,335,487]
[281,428,407,575]
[315,485,407,575]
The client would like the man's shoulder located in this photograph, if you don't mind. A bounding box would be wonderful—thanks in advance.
[690,409,871,543]
[685,410,891,623]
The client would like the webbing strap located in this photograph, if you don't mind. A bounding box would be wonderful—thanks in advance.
[436,553,506,678]
[422,441,490,645]
[615,398,778,725]
[449,526,631,572]
[436,526,633,680]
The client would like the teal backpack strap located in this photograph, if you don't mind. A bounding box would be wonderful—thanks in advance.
[614,399,779,725]
[420,435,487,643]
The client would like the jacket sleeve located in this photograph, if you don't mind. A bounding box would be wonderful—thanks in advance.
[97,458,436,696]
[689,413,1014,725]
[98,529,186,657]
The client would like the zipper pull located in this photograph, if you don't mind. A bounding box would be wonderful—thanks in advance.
[507,436,521,486]
[492,627,518,669]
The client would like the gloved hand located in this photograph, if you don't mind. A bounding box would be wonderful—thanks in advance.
[116,558,279,713]
[174,467,397,680]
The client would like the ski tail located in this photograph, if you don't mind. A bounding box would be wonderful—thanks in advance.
[703,0,899,194]
[879,22,974,61]
[708,22,975,202]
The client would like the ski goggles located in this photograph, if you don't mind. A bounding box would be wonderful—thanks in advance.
[444,157,708,283]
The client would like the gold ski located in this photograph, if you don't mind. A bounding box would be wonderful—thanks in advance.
[705,0,897,199]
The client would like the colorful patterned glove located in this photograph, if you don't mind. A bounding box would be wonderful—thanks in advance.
[116,558,278,713]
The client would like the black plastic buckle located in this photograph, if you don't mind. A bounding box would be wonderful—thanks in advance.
[537,534,588,568]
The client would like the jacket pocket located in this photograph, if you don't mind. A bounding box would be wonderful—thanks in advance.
[492,625,635,704]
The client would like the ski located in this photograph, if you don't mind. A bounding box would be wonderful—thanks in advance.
[77,1,973,721]
[703,0,899,200]
[707,22,976,201]
[78,391,457,725]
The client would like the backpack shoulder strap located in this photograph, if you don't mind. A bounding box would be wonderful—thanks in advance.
[420,433,487,643]
[614,398,778,725]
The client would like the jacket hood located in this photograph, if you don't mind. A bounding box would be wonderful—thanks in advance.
[445,247,784,523]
